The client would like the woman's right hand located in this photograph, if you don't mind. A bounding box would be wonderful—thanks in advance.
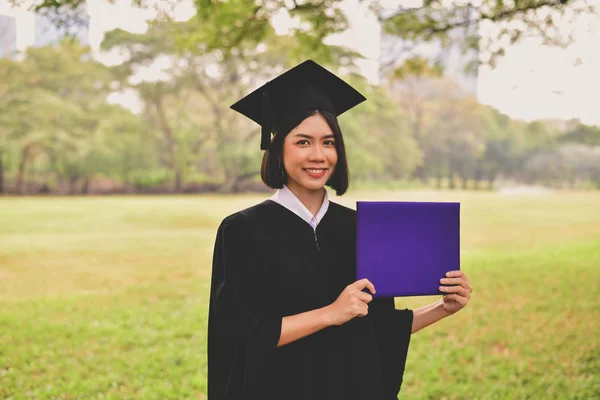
[325,278,376,326]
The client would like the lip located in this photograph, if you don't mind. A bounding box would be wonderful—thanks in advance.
[303,168,328,178]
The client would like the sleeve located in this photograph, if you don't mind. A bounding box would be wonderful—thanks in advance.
[370,297,414,399]
[207,214,283,400]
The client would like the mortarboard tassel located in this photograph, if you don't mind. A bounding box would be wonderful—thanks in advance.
[260,89,272,150]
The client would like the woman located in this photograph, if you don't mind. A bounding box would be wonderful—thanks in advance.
[207,60,473,400]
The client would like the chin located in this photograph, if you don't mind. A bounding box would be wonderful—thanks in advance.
[304,182,325,191]
[301,178,329,191]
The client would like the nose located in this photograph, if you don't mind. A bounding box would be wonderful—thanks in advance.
[308,143,326,162]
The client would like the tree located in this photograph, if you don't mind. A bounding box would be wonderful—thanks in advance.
[558,143,600,187]
[478,106,521,187]
[560,123,600,146]
[101,15,360,192]
[7,0,599,193]
[9,0,351,61]
[387,57,485,188]
[11,0,596,69]
[0,57,27,193]
[387,57,443,182]
[101,20,257,192]
[0,40,125,194]
[379,0,597,70]
[339,76,422,182]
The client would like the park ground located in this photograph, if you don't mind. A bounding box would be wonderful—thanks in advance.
[0,190,598,399]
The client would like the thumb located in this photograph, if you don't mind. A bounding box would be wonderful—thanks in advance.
[352,278,376,295]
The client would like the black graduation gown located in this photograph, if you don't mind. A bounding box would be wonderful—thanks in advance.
[208,200,413,400]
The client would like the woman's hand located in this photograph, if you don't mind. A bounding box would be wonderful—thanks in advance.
[439,270,473,315]
[325,278,376,326]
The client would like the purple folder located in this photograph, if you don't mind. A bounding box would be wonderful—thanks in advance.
[356,201,460,297]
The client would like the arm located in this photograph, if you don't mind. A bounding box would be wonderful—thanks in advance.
[278,306,331,347]
[295,300,450,337]
[277,278,376,347]
[411,270,474,334]
[411,298,450,334]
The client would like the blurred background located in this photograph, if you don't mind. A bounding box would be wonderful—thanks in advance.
[0,0,598,399]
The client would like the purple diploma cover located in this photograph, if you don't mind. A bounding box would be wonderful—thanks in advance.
[356,201,460,297]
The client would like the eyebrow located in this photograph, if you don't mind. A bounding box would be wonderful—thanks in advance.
[293,133,335,139]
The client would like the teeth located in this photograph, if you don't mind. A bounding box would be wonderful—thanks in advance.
[305,169,325,173]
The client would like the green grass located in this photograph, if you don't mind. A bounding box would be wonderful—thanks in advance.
[1,190,599,399]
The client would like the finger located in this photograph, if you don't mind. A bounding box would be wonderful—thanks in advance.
[357,309,369,318]
[439,277,465,285]
[359,303,369,316]
[356,291,373,304]
[353,303,368,318]
[445,270,464,278]
[444,293,468,306]
[352,278,376,295]
[439,285,470,297]
[449,271,471,288]
[440,277,473,292]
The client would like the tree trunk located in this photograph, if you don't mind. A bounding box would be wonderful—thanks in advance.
[0,150,4,194]
[219,171,258,193]
[218,176,236,193]
[82,177,90,194]
[122,149,131,193]
[413,165,427,183]
[461,177,468,190]
[474,165,484,190]
[174,167,183,193]
[488,173,497,191]
[449,173,456,189]
[69,176,78,195]
[153,93,180,193]
[16,145,32,194]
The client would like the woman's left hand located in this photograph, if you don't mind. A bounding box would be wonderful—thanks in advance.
[439,270,473,316]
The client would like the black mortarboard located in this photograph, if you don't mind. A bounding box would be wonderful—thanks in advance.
[230,59,366,150]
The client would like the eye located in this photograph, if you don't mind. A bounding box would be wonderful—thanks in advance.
[324,140,335,146]
[297,140,309,145]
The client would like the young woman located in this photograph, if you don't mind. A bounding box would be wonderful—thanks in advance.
[207,60,473,400]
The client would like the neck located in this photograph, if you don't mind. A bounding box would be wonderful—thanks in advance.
[286,182,325,217]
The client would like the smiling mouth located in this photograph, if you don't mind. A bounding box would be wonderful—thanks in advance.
[303,168,328,178]
[303,168,328,173]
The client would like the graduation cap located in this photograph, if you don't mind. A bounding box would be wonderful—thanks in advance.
[230,60,366,150]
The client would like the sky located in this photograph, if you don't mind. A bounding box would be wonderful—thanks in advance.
[1,0,599,126]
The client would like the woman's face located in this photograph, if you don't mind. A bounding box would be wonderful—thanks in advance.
[282,112,338,193]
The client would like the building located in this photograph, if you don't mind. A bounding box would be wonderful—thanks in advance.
[34,12,89,47]
[328,0,479,96]
[0,14,17,58]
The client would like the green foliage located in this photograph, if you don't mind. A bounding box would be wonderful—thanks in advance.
[340,76,422,181]
[560,123,600,146]
[381,0,597,69]
[391,56,444,80]
[523,144,600,187]
[0,192,599,398]
[13,0,597,71]
[132,168,172,189]
[0,40,143,193]
[3,4,599,193]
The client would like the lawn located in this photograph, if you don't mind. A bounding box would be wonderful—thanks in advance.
[0,190,598,399]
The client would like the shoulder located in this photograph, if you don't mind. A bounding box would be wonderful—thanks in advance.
[327,200,356,218]
[325,200,356,233]
[218,200,278,233]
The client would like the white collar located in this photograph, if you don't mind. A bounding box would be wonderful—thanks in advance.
[270,185,329,231]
